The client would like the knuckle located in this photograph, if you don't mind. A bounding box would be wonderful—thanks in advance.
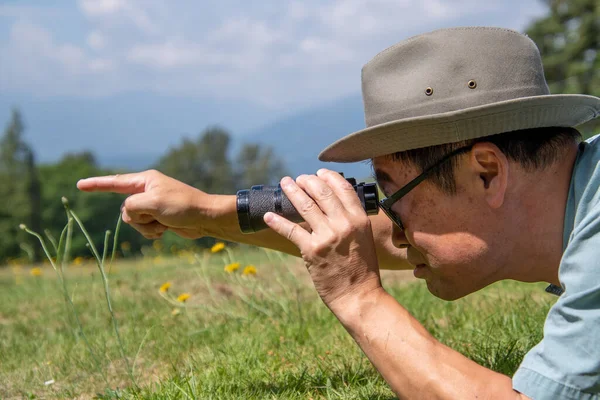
[299,200,318,214]
[356,216,371,231]
[146,169,162,179]
[146,194,160,209]
[286,224,297,241]
[123,196,133,209]
[340,180,355,192]
[338,221,354,236]
[316,184,334,199]
[312,238,332,256]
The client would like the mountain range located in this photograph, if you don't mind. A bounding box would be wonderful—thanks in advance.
[244,94,374,180]
[1,92,375,181]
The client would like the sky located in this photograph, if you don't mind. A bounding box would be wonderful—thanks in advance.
[0,0,549,164]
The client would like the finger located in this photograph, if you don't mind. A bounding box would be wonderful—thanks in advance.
[295,174,346,219]
[264,212,310,248]
[122,206,156,225]
[280,176,329,232]
[122,194,159,224]
[316,169,365,214]
[77,173,147,194]
[129,220,167,239]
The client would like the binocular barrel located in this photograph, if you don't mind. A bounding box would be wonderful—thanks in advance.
[236,178,379,233]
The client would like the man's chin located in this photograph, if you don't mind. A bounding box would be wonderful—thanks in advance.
[425,280,471,301]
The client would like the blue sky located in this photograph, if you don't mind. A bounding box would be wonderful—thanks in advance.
[0,0,549,164]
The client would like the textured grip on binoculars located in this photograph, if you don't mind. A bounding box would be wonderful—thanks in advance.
[246,188,303,233]
[237,179,379,234]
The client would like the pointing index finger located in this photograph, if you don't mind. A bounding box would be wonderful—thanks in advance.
[77,173,147,194]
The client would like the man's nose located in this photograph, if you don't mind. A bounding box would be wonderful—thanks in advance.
[391,223,410,248]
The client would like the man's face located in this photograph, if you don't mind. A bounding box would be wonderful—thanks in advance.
[372,156,508,300]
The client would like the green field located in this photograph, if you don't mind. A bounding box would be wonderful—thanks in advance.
[0,245,555,399]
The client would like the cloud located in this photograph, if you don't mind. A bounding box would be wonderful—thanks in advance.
[0,20,117,96]
[0,4,60,19]
[78,0,159,35]
[87,31,106,50]
[127,41,204,69]
[78,0,125,16]
[1,1,549,108]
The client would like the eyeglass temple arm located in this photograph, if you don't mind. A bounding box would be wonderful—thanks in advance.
[381,145,473,206]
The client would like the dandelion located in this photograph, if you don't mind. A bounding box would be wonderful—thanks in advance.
[73,256,84,266]
[30,267,43,277]
[224,262,240,273]
[159,282,171,293]
[120,241,131,251]
[242,265,257,276]
[177,293,191,303]
[210,242,225,253]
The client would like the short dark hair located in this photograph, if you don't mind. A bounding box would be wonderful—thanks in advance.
[382,127,582,194]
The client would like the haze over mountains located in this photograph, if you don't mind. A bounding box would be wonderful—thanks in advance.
[244,94,374,180]
[1,92,374,181]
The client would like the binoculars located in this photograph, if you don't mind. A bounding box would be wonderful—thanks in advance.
[236,177,379,233]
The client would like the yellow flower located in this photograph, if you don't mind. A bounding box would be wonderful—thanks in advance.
[30,267,43,277]
[159,282,171,293]
[120,241,131,251]
[224,262,240,273]
[242,265,257,276]
[177,293,191,303]
[210,242,226,253]
[152,240,163,251]
[73,256,84,266]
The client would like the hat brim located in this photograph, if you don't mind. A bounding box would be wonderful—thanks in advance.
[318,94,600,163]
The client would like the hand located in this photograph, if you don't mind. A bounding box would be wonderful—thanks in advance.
[264,169,383,312]
[77,170,218,240]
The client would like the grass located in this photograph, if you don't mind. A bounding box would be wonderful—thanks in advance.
[0,245,555,399]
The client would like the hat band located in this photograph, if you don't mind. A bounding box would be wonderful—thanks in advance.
[365,85,550,127]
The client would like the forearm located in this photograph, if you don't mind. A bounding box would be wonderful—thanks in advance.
[202,194,301,256]
[203,194,410,270]
[333,288,528,400]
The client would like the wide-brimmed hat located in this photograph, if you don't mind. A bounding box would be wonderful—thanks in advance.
[318,26,600,163]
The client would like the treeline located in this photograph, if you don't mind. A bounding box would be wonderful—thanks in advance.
[0,110,287,264]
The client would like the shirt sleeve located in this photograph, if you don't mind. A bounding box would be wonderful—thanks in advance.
[513,203,600,400]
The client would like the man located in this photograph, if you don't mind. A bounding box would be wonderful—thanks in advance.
[78,27,600,399]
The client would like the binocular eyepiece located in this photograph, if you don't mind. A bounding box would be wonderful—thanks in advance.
[236,176,379,233]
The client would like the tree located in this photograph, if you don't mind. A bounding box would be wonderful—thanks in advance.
[0,109,42,262]
[235,143,288,189]
[156,126,235,194]
[526,0,599,134]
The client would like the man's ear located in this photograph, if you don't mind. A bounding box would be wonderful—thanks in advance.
[469,143,508,209]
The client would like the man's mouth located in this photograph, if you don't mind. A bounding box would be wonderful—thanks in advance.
[413,264,428,278]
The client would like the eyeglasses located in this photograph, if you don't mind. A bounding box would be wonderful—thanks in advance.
[378,145,474,230]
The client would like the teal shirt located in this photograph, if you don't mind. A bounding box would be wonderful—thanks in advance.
[513,135,600,399]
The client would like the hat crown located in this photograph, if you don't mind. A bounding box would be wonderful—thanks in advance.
[362,27,550,128]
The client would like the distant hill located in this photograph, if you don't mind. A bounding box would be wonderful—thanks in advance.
[242,94,375,181]
[1,91,375,182]
[0,91,275,167]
